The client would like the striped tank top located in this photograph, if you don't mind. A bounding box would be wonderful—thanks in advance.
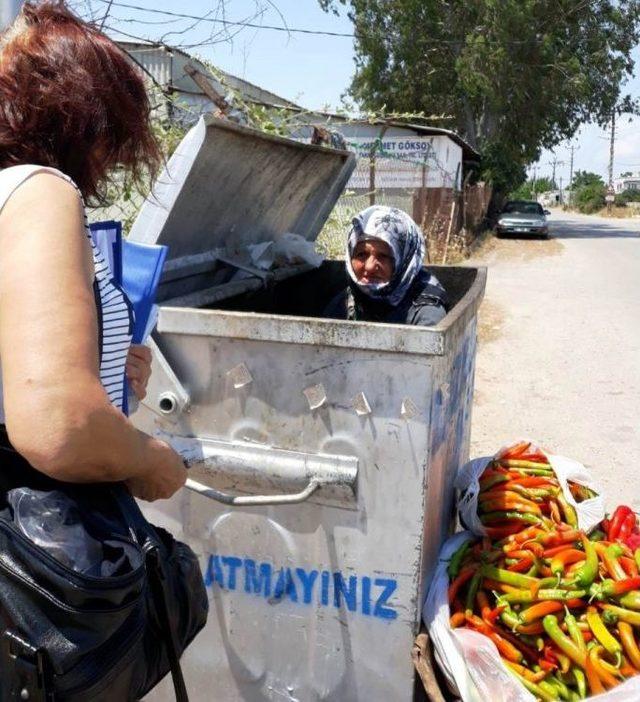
[0,165,133,416]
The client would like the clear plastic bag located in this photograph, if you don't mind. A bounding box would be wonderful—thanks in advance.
[456,441,605,536]
[8,488,102,574]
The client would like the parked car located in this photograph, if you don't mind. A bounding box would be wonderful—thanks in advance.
[496,200,551,238]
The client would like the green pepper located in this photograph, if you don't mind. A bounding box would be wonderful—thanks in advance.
[635,548,640,572]
[465,571,482,613]
[542,615,587,668]
[479,473,510,490]
[572,535,598,589]
[509,485,557,500]
[480,564,539,589]
[480,511,543,525]
[447,540,471,579]
[589,529,605,542]
[602,604,640,626]
[545,674,571,700]
[573,668,587,699]
[500,588,587,604]
[565,608,586,654]
[556,492,578,528]
[498,459,552,470]
[508,669,557,701]
[499,606,521,631]
[620,591,640,610]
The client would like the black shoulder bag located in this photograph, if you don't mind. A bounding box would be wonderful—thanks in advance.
[0,431,208,701]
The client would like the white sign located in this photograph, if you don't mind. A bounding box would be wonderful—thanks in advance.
[605,194,615,203]
[345,136,459,190]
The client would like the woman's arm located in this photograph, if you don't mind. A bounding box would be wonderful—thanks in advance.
[0,173,186,499]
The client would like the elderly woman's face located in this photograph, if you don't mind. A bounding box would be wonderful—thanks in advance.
[351,239,394,285]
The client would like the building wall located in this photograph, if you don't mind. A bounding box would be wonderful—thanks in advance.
[614,178,640,193]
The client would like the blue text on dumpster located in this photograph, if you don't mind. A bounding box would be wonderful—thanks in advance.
[205,555,398,620]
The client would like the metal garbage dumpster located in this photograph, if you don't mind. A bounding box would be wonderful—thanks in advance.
[129,115,486,701]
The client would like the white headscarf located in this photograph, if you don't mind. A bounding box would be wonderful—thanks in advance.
[346,206,426,306]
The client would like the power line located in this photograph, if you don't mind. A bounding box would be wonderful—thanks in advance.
[92,0,355,38]
[89,0,555,45]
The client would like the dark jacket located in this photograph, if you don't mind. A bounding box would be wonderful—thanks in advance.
[324,268,449,326]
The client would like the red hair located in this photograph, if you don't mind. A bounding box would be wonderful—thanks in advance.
[0,1,160,201]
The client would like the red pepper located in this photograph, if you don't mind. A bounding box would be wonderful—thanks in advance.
[464,613,523,663]
[483,524,524,539]
[448,565,477,603]
[538,529,582,546]
[507,557,534,573]
[595,542,628,581]
[620,556,640,578]
[619,512,638,542]
[543,544,576,558]
[609,505,634,541]
[590,576,640,599]
[625,532,640,551]
[499,441,531,459]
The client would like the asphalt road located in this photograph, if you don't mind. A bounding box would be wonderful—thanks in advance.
[468,210,640,512]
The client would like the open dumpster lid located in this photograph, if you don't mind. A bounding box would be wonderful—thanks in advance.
[128,115,356,261]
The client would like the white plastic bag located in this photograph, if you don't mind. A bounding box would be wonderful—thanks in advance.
[423,533,640,702]
[456,442,606,536]
[248,233,324,270]
[272,232,324,268]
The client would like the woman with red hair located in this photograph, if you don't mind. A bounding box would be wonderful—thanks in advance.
[0,3,187,498]
[0,3,206,699]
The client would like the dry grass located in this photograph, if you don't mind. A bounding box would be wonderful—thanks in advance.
[594,206,640,219]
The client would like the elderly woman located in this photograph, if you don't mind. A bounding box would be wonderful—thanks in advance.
[324,206,448,325]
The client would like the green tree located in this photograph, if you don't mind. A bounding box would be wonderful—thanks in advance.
[571,171,605,189]
[320,0,640,200]
[510,176,555,200]
[573,182,606,213]
[615,187,640,205]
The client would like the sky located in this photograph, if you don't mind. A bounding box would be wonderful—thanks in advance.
[72,0,640,187]
[72,0,357,109]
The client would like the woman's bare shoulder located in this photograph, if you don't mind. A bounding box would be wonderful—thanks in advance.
[0,170,82,223]
[0,171,86,255]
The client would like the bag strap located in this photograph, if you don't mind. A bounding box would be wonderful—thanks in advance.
[146,547,190,702]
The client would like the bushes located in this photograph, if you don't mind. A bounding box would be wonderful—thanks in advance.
[573,182,606,214]
[614,188,640,207]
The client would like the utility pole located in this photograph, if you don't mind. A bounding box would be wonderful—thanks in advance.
[567,144,575,207]
[548,156,564,189]
[559,176,563,205]
[607,110,616,215]
[0,0,22,29]
[531,166,538,201]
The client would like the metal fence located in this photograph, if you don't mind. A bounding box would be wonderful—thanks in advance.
[315,145,488,263]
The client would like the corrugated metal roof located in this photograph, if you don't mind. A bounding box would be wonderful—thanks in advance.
[117,40,300,110]
[116,40,478,161]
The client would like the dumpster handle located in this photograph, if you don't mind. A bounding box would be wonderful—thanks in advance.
[184,477,321,506]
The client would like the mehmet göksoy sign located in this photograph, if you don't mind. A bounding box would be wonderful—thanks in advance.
[346,135,461,190]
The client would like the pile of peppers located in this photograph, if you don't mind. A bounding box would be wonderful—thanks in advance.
[449,441,640,700]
